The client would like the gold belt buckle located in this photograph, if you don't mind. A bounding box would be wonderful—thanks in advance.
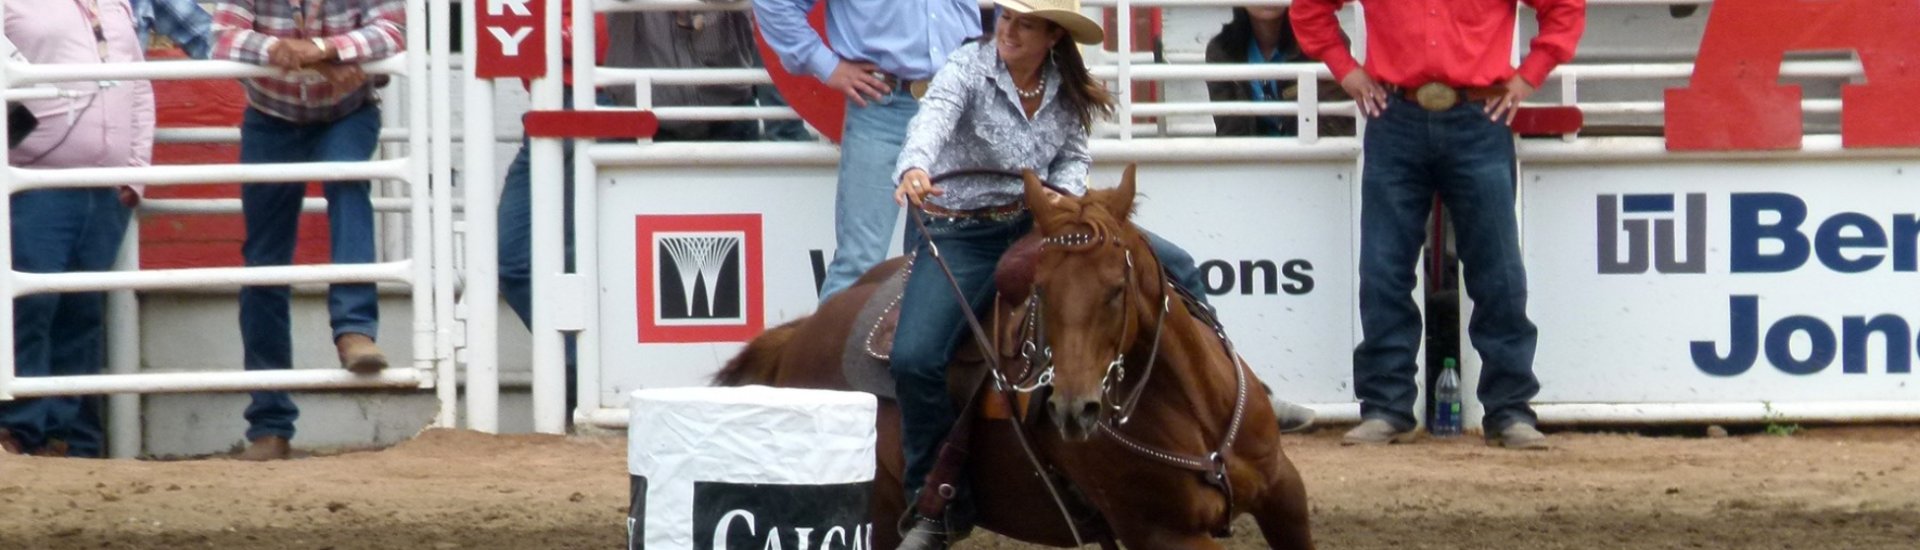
[1414,82,1460,112]
[909,80,929,100]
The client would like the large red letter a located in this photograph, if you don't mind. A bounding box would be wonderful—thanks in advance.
[1666,0,1920,150]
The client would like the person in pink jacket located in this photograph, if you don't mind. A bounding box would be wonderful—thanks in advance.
[1,0,154,458]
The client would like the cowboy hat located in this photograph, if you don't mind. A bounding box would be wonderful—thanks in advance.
[995,0,1105,45]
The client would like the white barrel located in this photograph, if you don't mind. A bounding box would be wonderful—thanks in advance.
[628,386,878,550]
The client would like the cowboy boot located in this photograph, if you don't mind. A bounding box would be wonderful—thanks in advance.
[1271,399,1317,433]
[31,439,70,458]
[336,333,388,374]
[237,435,291,461]
[897,515,950,550]
[0,428,23,455]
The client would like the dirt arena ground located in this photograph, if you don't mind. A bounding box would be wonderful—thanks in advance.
[3,426,1918,549]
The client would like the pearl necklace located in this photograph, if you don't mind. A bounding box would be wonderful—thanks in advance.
[1016,74,1045,99]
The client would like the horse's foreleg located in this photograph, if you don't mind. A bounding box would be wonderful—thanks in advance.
[1251,457,1315,550]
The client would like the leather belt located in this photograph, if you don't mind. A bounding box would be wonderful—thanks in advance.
[919,201,1026,222]
[1391,82,1508,112]
[872,71,931,100]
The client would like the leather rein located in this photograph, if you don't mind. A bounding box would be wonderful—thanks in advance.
[910,169,1250,538]
[1024,228,1251,537]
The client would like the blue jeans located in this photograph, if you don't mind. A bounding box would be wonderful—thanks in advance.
[1354,95,1539,432]
[1,188,130,457]
[890,212,1205,496]
[498,109,581,416]
[237,105,383,441]
[818,90,921,301]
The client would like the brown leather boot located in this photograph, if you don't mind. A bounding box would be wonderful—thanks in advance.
[336,333,388,374]
[31,439,70,458]
[0,429,24,455]
[237,435,291,461]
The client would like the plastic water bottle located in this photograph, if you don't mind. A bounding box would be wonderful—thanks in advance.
[1432,358,1462,437]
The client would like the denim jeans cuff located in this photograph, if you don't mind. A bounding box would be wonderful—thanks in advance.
[332,326,379,342]
[245,426,295,442]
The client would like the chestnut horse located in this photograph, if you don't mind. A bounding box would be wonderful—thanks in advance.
[713,166,1313,549]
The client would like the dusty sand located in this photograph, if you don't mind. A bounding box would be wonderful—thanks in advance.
[2,426,1918,549]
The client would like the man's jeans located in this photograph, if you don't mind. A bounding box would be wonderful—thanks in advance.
[498,106,582,416]
[237,105,383,442]
[890,212,1206,496]
[1353,95,1540,433]
[818,90,921,301]
[1,188,130,457]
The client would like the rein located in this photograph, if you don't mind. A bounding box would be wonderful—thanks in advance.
[906,176,1090,546]
[1030,228,1252,537]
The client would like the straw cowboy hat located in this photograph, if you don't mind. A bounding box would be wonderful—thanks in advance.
[995,0,1106,45]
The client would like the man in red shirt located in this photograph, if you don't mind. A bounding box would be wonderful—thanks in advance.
[1292,0,1584,449]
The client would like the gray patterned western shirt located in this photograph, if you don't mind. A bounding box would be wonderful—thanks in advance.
[894,41,1091,211]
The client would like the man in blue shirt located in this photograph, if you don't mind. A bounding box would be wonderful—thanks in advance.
[136,0,214,59]
[755,0,981,302]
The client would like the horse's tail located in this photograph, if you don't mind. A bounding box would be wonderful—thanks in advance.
[712,318,805,386]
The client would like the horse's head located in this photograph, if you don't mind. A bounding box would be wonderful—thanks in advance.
[1023,165,1158,441]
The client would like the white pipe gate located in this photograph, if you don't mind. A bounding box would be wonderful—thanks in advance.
[5,0,1917,456]
[0,0,452,458]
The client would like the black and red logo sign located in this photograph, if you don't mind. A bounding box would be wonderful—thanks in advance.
[635,214,764,343]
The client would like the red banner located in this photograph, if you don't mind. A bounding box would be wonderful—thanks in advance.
[752,1,843,143]
[1666,0,1920,150]
[474,0,546,79]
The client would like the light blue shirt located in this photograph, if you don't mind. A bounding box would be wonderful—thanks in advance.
[754,0,981,82]
[133,0,213,59]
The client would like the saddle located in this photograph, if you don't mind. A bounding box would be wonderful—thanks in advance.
[841,233,1045,420]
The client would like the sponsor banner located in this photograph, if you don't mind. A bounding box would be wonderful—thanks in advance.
[597,163,1359,406]
[634,214,764,343]
[626,387,877,549]
[629,477,873,550]
[473,0,546,79]
[1522,160,1920,403]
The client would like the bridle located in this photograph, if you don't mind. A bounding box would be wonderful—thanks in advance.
[1020,227,1252,537]
[909,169,1249,539]
[1019,231,1172,427]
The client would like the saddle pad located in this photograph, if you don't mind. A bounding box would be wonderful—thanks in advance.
[842,264,911,400]
[840,259,1024,422]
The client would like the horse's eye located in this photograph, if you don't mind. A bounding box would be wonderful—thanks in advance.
[1107,288,1124,305]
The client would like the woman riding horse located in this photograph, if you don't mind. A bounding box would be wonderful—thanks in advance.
[887,1,1313,546]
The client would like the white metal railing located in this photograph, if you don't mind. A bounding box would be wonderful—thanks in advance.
[0,0,451,457]
[538,0,1920,431]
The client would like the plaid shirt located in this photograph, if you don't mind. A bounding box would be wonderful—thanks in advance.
[211,0,405,123]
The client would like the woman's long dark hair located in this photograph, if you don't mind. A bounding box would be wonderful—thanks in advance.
[1050,34,1115,131]
[1215,8,1298,63]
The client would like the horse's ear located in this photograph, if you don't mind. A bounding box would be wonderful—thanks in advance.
[1024,169,1064,231]
[1101,164,1138,222]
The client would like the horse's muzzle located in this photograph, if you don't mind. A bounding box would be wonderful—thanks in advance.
[1049,394,1102,441]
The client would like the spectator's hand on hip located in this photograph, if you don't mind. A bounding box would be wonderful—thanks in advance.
[828,61,889,107]
[1485,75,1536,126]
[894,169,943,207]
[1340,71,1388,118]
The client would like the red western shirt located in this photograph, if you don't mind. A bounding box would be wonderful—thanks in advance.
[1291,0,1586,89]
